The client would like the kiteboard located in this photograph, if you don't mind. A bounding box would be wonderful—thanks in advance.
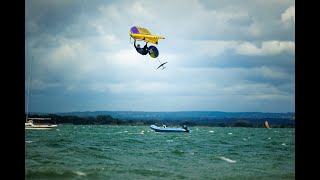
[157,62,168,70]
[148,46,167,69]
[148,46,159,58]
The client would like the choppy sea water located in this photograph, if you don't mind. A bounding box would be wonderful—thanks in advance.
[25,125,294,179]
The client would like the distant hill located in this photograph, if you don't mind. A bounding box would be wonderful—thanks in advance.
[29,111,295,127]
[51,111,295,120]
[39,111,295,124]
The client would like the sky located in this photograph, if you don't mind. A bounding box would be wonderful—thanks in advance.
[25,0,295,113]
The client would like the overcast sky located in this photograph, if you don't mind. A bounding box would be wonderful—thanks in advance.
[25,0,295,113]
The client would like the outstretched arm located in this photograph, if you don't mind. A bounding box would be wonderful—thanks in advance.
[134,39,137,48]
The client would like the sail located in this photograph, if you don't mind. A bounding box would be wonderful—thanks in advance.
[264,121,270,129]
[129,26,165,45]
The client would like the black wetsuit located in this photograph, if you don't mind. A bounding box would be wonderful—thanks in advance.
[134,41,148,55]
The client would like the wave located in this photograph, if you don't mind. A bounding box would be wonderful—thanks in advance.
[74,171,87,176]
[219,156,237,163]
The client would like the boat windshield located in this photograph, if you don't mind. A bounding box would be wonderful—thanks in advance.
[27,118,56,125]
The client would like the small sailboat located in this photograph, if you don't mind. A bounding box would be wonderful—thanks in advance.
[25,58,57,130]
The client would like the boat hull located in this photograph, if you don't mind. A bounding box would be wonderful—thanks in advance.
[25,126,57,130]
[25,122,57,130]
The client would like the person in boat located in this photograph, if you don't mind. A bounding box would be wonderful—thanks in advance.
[134,39,149,55]
[183,125,190,132]
[183,125,188,130]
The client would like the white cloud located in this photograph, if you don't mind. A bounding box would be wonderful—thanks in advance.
[256,66,291,80]
[236,41,295,56]
[25,0,295,113]
[281,5,295,25]
[193,40,238,57]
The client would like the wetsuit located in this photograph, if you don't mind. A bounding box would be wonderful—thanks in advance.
[134,40,148,55]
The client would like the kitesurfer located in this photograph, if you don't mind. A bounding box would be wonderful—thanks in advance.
[134,39,149,55]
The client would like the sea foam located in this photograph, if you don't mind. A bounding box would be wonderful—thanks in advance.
[219,156,237,163]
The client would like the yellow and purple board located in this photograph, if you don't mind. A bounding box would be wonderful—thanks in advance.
[129,26,165,45]
[148,46,159,58]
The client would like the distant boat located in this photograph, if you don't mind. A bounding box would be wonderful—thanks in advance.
[25,57,57,130]
[150,125,190,132]
[264,121,270,129]
[25,118,57,130]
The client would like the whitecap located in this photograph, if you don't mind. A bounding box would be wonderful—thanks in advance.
[209,131,214,133]
[281,143,287,146]
[243,138,247,141]
[219,156,237,163]
[228,133,232,135]
[74,171,87,176]
[25,140,34,143]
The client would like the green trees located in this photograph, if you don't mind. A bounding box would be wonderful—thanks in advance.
[25,113,294,128]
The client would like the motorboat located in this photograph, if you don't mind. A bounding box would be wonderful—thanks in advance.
[25,118,57,130]
[150,125,190,132]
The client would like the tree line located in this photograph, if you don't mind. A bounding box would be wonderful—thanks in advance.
[26,114,295,128]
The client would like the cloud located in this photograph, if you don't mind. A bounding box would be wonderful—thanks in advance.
[236,41,295,56]
[281,5,295,25]
[25,0,295,113]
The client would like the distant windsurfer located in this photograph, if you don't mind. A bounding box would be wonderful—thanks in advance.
[134,39,149,55]
[264,121,270,129]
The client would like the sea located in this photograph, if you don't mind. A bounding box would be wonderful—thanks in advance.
[25,125,295,179]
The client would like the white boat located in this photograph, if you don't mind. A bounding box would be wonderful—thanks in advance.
[25,58,57,130]
[25,118,57,129]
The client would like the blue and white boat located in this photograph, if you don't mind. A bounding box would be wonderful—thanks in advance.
[150,125,190,133]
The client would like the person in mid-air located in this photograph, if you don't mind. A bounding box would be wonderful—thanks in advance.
[134,39,149,55]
